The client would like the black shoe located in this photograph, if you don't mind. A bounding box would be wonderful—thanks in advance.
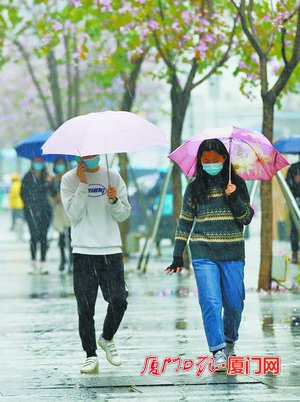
[59,261,65,271]
[291,252,299,264]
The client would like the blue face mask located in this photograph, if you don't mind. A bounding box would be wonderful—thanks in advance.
[82,156,100,169]
[32,162,44,172]
[202,163,223,176]
[55,164,66,174]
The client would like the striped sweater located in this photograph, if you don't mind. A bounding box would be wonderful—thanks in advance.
[173,177,254,261]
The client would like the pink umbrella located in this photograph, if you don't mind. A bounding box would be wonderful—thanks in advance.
[168,126,289,181]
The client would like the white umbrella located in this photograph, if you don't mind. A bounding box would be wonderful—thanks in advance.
[42,111,168,183]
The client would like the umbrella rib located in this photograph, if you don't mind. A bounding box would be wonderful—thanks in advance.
[221,137,273,179]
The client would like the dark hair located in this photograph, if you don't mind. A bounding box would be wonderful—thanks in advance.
[53,156,68,174]
[189,138,245,203]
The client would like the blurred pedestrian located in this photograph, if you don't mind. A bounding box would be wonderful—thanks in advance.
[21,157,52,274]
[165,139,254,371]
[147,168,175,256]
[286,161,300,264]
[9,173,24,231]
[49,157,72,272]
[61,154,131,374]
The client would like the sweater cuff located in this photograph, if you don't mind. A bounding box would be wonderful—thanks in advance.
[226,189,239,203]
[78,182,88,191]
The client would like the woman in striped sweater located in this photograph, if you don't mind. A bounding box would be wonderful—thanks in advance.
[166,138,254,371]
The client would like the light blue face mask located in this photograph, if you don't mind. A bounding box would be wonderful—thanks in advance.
[202,162,223,176]
[82,156,100,169]
[32,162,44,172]
[55,164,66,174]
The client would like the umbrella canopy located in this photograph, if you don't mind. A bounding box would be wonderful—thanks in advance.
[15,131,75,162]
[168,126,289,181]
[273,136,300,154]
[42,111,168,157]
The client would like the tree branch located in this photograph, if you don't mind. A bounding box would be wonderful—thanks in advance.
[73,33,80,116]
[184,58,198,94]
[13,39,56,130]
[121,50,147,111]
[270,6,300,100]
[63,32,73,120]
[230,0,264,58]
[281,27,288,66]
[152,28,178,81]
[46,50,64,127]
[191,16,237,90]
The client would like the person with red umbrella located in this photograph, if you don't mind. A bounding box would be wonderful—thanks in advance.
[166,138,254,371]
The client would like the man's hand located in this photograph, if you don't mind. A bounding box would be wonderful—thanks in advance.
[107,185,117,202]
[225,181,236,196]
[76,161,87,183]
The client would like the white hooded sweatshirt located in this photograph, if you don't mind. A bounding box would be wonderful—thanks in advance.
[61,167,131,255]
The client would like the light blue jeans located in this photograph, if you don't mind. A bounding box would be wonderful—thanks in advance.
[192,258,245,352]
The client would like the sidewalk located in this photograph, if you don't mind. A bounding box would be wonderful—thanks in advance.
[0,210,299,401]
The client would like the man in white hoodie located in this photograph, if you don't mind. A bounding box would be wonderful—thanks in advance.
[61,155,131,374]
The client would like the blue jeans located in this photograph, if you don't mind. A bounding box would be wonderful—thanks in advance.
[192,258,245,352]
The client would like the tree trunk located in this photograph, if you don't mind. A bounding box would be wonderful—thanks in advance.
[170,80,190,268]
[258,99,275,290]
[118,55,145,255]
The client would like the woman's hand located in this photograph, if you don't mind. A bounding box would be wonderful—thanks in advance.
[165,257,184,274]
[225,181,236,196]
[165,266,184,275]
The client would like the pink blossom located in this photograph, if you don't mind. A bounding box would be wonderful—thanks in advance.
[204,34,215,43]
[148,19,159,30]
[136,46,144,54]
[182,34,189,43]
[197,43,208,52]
[53,22,63,31]
[172,22,180,31]
[97,0,111,5]
[72,52,80,60]
[42,34,51,46]
[262,15,271,22]
[120,26,127,34]
[182,10,190,24]
[239,60,248,69]
[250,53,259,63]
[69,0,82,7]
[199,17,209,26]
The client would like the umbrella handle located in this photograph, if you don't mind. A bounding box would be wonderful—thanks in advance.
[228,138,232,184]
[105,154,111,185]
[105,154,115,204]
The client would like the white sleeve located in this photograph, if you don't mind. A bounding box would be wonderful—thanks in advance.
[109,174,131,222]
[61,174,88,222]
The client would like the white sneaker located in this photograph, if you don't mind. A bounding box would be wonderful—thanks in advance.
[98,335,121,366]
[28,260,38,275]
[224,342,236,357]
[80,357,99,374]
[213,350,227,372]
[39,262,48,275]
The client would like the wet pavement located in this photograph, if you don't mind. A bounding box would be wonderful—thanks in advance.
[0,210,300,401]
